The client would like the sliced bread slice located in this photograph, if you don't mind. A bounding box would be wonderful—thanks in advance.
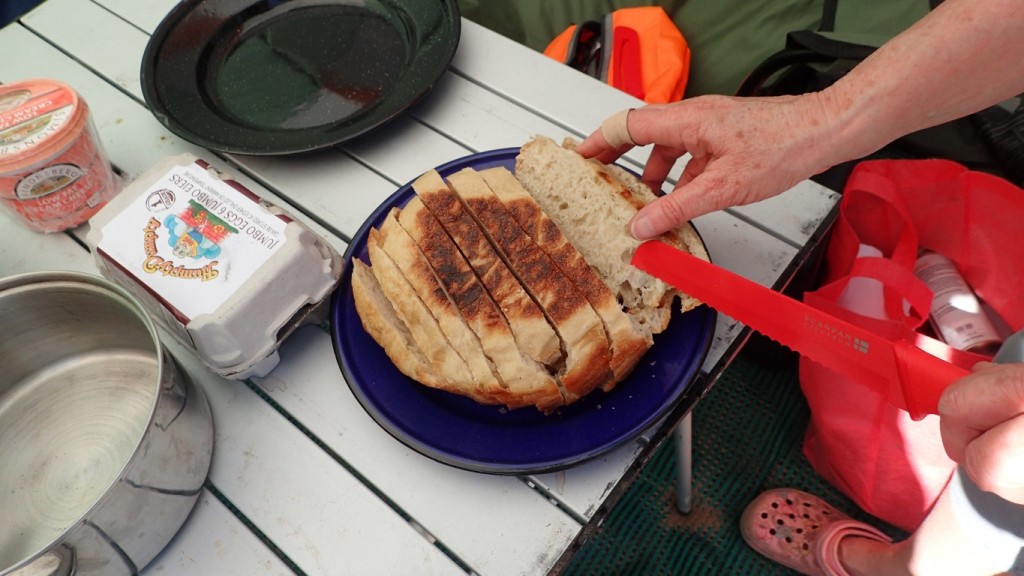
[375,209,526,408]
[446,167,614,403]
[365,222,483,400]
[350,259,463,397]
[514,135,708,336]
[397,196,564,411]
[480,166,650,385]
[412,170,561,368]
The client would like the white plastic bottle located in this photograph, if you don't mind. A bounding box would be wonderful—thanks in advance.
[914,250,1002,355]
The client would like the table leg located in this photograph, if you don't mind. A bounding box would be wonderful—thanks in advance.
[674,413,693,514]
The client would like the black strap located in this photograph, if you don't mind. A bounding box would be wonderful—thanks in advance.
[785,29,879,59]
[820,0,839,32]
[735,28,879,96]
[737,0,957,98]
[562,20,604,78]
[972,100,1024,185]
[735,47,834,96]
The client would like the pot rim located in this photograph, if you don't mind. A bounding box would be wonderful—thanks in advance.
[0,271,166,576]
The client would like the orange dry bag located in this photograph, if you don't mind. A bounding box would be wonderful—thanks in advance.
[543,6,690,103]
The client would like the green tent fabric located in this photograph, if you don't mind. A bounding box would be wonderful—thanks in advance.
[457,0,823,97]
[819,0,930,44]
[456,0,939,98]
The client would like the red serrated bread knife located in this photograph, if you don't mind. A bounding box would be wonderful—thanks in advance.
[632,240,970,419]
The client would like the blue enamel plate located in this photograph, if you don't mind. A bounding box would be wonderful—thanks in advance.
[331,149,715,474]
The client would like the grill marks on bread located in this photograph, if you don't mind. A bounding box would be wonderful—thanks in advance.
[397,196,563,411]
[352,138,707,411]
[412,170,561,368]
[373,212,512,406]
[365,225,480,395]
[479,167,650,386]
[446,168,613,403]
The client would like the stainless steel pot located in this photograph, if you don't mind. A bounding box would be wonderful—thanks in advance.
[0,272,214,576]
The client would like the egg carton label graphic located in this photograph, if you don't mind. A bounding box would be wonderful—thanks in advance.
[98,161,288,320]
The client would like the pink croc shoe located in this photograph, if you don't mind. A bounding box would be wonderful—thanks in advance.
[740,488,892,576]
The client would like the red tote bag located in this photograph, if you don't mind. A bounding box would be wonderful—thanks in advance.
[799,159,1024,531]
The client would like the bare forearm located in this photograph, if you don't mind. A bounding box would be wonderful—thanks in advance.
[819,0,1024,166]
[577,0,1024,238]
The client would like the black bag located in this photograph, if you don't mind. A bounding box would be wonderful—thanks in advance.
[736,0,1024,190]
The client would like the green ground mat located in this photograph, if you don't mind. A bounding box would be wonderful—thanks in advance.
[563,342,908,575]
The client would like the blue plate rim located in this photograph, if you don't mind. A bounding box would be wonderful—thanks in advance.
[330,148,716,474]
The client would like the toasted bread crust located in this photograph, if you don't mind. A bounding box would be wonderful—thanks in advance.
[377,209,524,407]
[413,170,561,367]
[351,260,484,399]
[366,223,479,392]
[447,167,614,401]
[398,197,563,410]
[480,166,650,385]
[352,137,706,411]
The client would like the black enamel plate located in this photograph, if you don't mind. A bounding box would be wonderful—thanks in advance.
[141,0,460,155]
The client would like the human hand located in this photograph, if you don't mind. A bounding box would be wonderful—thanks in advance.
[575,93,842,240]
[939,362,1024,505]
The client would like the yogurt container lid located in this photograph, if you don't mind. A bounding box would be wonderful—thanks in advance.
[0,79,87,173]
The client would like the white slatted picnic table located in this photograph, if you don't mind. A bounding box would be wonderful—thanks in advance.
[0,1,840,574]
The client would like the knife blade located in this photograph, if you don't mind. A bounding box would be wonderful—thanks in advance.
[631,240,969,418]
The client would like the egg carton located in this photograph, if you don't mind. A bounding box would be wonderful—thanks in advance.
[86,154,342,379]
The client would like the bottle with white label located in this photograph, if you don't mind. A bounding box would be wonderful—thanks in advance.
[914,250,1002,355]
